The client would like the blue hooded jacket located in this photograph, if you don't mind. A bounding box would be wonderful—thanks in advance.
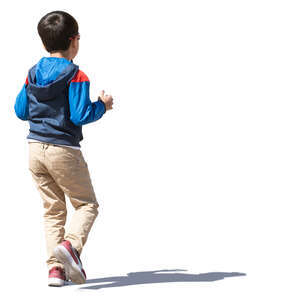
[14,57,106,147]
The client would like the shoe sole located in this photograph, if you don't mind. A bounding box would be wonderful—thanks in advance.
[48,277,65,287]
[54,245,86,284]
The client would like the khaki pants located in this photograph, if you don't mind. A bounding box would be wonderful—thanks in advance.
[28,142,99,270]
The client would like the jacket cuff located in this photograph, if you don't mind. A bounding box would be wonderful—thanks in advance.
[98,99,106,114]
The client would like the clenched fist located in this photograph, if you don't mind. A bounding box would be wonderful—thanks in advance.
[98,90,114,111]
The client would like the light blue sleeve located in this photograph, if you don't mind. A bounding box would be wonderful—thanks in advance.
[68,81,106,126]
[14,84,29,121]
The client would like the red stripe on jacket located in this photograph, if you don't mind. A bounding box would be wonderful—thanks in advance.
[71,70,90,83]
[25,76,28,85]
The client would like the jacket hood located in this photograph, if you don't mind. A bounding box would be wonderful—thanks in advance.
[27,57,79,101]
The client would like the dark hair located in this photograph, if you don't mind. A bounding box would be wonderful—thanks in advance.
[37,11,78,53]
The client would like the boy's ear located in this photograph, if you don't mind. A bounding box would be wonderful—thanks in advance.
[70,38,77,49]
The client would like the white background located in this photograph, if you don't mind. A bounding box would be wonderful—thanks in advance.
[1,0,299,298]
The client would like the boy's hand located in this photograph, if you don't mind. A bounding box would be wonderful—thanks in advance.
[98,90,113,111]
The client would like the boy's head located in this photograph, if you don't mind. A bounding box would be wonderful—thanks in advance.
[38,11,80,58]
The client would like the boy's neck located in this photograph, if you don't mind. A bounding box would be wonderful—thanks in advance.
[50,52,73,61]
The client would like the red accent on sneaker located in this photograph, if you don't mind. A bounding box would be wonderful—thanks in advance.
[61,240,79,265]
[81,268,87,279]
[49,267,66,281]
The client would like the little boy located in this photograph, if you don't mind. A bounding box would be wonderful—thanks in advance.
[14,11,113,287]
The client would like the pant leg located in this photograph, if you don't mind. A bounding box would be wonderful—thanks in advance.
[45,145,99,255]
[28,142,66,270]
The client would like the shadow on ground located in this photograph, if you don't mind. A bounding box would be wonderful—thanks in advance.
[74,269,246,290]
